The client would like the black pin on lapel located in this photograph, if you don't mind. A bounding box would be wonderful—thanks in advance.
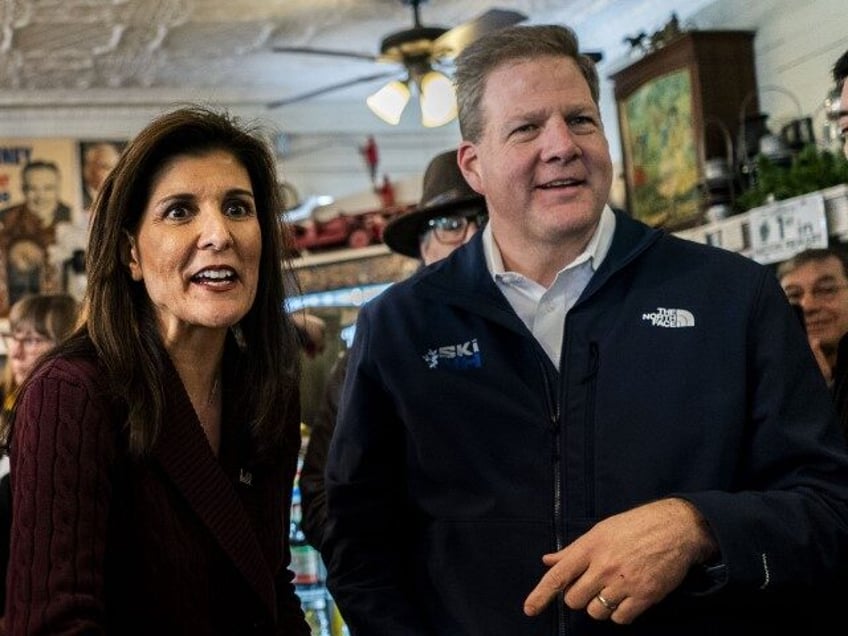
[239,468,253,487]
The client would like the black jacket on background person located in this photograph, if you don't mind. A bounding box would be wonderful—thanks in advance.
[832,333,848,442]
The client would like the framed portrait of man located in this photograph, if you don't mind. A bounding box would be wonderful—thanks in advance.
[0,138,80,316]
[79,140,126,211]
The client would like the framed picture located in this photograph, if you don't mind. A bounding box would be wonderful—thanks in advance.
[0,138,80,316]
[619,68,700,228]
[79,140,126,211]
[611,31,758,231]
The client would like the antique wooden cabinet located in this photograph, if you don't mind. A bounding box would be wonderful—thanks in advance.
[610,30,758,229]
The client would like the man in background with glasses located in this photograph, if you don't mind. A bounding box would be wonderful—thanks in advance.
[778,248,848,381]
[778,247,848,441]
[381,148,486,265]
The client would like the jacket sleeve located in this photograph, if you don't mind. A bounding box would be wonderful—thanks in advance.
[682,270,848,594]
[322,309,432,636]
[300,351,348,552]
[7,365,114,635]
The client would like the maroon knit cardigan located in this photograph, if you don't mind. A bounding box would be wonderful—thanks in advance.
[5,354,310,636]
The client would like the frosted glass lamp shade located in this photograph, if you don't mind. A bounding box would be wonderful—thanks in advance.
[366,80,411,125]
[419,70,457,128]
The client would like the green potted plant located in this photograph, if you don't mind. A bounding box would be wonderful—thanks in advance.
[736,145,848,212]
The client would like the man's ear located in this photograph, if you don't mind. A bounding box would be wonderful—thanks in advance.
[457,142,484,195]
[122,231,143,281]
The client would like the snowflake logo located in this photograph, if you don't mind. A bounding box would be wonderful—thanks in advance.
[423,349,439,369]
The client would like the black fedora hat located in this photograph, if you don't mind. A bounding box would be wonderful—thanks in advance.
[383,149,485,258]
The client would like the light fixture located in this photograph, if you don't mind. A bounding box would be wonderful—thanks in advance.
[419,70,457,128]
[366,80,411,126]
[366,69,457,128]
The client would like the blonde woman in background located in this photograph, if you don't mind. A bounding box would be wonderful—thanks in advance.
[0,292,79,635]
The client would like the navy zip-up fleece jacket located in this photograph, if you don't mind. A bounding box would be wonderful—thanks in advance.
[324,211,848,635]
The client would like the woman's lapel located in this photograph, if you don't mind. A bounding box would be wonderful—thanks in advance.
[152,361,277,618]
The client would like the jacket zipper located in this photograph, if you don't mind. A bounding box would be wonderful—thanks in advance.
[583,342,600,517]
[545,341,600,636]
[537,355,567,636]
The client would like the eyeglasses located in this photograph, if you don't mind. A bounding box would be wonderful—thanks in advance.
[425,213,487,246]
[784,283,848,304]
[1,332,53,351]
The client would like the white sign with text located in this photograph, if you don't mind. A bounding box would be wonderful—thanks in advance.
[748,192,828,264]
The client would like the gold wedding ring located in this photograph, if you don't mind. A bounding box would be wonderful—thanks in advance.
[596,593,618,611]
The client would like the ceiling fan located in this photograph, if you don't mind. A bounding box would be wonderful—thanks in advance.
[267,0,528,125]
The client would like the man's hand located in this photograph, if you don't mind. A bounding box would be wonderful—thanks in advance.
[523,498,717,624]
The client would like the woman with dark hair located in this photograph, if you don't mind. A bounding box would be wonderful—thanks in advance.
[1,106,310,635]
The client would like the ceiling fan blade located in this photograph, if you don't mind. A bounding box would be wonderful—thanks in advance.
[267,71,401,108]
[271,45,378,63]
[432,8,527,59]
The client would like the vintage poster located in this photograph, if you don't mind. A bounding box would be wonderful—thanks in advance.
[79,140,125,212]
[0,138,127,318]
[0,139,82,316]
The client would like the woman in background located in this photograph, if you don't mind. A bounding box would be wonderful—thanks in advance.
[0,292,79,635]
[1,293,79,419]
[1,106,310,635]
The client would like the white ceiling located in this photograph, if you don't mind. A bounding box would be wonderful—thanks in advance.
[0,0,718,117]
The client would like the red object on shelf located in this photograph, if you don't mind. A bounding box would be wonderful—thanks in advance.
[288,204,413,256]
[360,135,379,184]
[377,175,396,208]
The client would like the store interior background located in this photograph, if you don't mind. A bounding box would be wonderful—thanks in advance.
[1,2,845,631]
[1,0,845,421]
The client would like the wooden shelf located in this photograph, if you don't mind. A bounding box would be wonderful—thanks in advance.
[673,184,848,264]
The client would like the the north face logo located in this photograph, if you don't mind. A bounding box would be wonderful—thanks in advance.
[642,307,695,328]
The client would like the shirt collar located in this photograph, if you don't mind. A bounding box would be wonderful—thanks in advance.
[483,205,616,280]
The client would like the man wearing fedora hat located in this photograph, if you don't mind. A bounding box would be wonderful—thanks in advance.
[381,149,487,264]
[323,24,848,636]
[299,149,486,555]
